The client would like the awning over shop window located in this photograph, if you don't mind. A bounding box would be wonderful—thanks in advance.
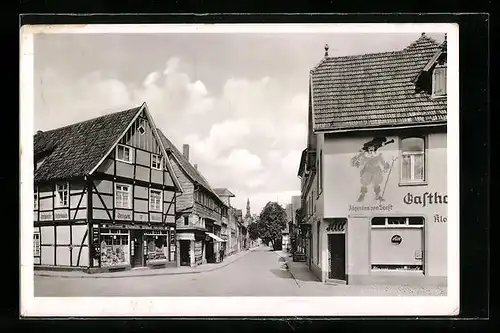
[206,232,226,242]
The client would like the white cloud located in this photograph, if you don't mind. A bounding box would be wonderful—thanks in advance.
[143,72,161,87]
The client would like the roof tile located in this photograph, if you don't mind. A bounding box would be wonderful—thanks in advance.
[34,106,142,182]
[311,34,447,131]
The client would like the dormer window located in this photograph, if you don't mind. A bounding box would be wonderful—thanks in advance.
[432,64,447,97]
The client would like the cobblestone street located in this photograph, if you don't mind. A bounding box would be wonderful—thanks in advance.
[34,245,446,297]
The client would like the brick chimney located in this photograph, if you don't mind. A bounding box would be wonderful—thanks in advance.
[183,144,190,161]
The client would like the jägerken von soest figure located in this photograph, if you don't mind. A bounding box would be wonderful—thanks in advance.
[350,137,396,202]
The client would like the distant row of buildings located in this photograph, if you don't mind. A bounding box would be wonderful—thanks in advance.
[33,103,254,273]
[291,33,448,287]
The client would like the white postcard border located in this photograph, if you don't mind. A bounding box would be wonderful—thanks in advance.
[20,22,459,317]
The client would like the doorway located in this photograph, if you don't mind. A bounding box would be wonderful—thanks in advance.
[179,240,190,266]
[131,230,143,268]
[328,234,346,280]
[206,239,214,263]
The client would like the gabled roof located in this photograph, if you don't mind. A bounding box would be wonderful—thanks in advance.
[34,106,142,182]
[157,129,225,206]
[310,33,447,132]
[213,188,236,197]
[34,103,183,193]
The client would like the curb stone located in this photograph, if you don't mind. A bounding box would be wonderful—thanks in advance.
[35,247,259,279]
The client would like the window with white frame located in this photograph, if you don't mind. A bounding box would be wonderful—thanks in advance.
[115,184,131,209]
[55,183,69,207]
[116,144,133,163]
[370,216,425,272]
[33,231,40,257]
[34,186,38,210]
[432,65,447,97]
[151,154,162,170]
[150,189,162,211]
[371,216,425,227]
[400,137,426,184]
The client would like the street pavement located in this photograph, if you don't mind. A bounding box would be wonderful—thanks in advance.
[34,245,447,297]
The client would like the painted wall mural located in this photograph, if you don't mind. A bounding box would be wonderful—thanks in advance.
[350,137,397,202]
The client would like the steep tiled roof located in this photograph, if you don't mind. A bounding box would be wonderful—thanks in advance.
[311,34,447,132]
[213,188,235,197]
[34,106,142,182]
[157,129,224,205]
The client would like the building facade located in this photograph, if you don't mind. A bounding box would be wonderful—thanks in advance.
[299,34,448,286]
[214,188,236,256]
[33,103,183,273]
[157,136,228,267]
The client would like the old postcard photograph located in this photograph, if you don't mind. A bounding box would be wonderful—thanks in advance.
[20,23,459,317]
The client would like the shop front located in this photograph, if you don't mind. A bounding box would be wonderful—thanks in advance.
[92,224,177,272]
[177,228,206,267]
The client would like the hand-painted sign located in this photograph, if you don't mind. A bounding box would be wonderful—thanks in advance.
[54,210,69,220]
[403,192,448,206]
[433,214,447,223]
[350,137,396,202]
[116,210,133,221]
[391,234,402,245]
[135,213,148,221]
[349,203,394,213]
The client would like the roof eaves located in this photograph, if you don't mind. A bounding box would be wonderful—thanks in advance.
[314,120,447,134]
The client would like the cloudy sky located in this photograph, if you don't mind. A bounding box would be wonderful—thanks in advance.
[33,30,444,214]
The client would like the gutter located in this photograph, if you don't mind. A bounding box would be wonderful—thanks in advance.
[314,121,447,135]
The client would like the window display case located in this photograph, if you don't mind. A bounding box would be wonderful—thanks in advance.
[144,230,169,267]
[100,229,130,267]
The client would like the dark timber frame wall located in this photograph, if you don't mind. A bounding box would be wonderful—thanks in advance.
[33,177,89,268]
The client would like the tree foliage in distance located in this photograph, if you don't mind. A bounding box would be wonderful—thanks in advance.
[248,222,259,240]
[257,201,287,250]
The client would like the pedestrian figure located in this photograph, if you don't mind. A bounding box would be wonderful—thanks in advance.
[219,248,225,262]
[351,137,394,202]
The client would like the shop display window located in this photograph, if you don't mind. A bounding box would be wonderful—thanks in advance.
[144,231,169,262]
[100,231,130,267]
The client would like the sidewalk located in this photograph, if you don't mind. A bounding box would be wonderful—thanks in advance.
[35,247,258,279]
[273,250,447,296]
[273,250,320,284]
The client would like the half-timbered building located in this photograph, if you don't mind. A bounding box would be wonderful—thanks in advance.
[157,134,229,267]
[33,102,183,273]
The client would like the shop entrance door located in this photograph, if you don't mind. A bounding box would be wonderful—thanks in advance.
[328,234,346,280]
[179,240,190,266]
[131,231,143,268]
[206,239,214,263]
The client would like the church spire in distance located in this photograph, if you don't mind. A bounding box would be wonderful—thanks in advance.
[246,198,251,218]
